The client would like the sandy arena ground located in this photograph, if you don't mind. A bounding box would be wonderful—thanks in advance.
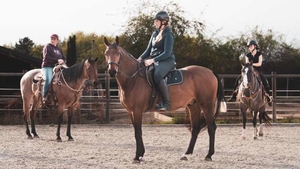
[0,123,299,169]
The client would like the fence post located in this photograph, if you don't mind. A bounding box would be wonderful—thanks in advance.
[105,71,110,123]
[271,71,277,123]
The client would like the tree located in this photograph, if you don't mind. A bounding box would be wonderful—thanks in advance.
[14,37,34,56]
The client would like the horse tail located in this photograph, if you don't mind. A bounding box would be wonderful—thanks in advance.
[213,72,226,119]
[259,111,272,127]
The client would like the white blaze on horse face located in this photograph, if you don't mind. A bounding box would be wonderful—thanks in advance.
[242,67,249,88]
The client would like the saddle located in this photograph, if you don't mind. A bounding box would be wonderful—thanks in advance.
[32,65,67,108]
[145,64,183,111]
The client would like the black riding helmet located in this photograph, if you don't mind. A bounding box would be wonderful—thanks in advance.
[247,40,259,49]
[154,10,169,22]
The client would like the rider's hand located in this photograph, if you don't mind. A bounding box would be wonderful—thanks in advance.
[58,59,64,65]
[144,59,154,66]
[137,57,142,62]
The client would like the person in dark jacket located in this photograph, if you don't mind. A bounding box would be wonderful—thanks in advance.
[137,10,176,111]
[41,34,66,104]
[228,40,272,105]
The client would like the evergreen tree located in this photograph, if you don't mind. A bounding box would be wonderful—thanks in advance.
[67,35,77,66]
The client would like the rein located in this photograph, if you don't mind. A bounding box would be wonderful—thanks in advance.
[61,72,83,93]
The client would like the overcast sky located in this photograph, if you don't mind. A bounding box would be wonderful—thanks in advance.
[1,0,299,46]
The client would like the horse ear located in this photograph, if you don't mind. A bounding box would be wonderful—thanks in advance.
[104,37,110,46]
[116,36,119,46]
[94,57,98,62]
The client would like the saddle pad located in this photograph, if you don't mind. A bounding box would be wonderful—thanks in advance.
[165,70,183,86]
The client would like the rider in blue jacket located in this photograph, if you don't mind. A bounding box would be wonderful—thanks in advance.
[138,11,176,111]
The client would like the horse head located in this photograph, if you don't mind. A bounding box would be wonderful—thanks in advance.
[104,36,120,77]
[241,61,256,96]
[85,56,99,87]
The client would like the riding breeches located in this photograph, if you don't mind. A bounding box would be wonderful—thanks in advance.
[42,67,54,98]
[153,61,175,86]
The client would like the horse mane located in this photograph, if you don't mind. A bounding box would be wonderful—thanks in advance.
[62,62,85,82]
[117,46,138,62]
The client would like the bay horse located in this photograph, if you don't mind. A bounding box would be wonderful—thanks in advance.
[20,57,98,141]
[104,36,226,162]
[238,61,272,140]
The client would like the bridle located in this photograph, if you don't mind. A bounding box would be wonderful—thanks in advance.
[106,49,145,79]
[241,66,261,101]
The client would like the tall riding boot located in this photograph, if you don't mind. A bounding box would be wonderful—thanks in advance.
[265,85,272,106]
[156,80,170,111]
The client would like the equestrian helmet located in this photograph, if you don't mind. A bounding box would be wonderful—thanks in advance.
[154,10,169,22]
[247,40,258,48]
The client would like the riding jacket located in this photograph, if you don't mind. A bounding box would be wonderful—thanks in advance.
[140,26,176,85]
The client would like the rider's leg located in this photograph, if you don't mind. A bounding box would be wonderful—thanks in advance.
[153,61,174,111]
[42,67,53,104]
[259,71,272,106]
[228,75,241,102]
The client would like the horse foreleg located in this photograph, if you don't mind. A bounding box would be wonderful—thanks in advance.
[66,108,74,141]
[252,112,258,139]
[241,108,247,139]
[131,111,144,163]
[56,112,63,142]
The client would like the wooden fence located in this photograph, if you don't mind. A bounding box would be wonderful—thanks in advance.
[0,72,299,124]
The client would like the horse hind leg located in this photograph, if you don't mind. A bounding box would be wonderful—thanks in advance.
[258,112,268,137]
[23,99,33,139]
[181,103,206,161]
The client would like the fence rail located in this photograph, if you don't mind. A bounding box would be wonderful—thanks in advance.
[0,72,300,124]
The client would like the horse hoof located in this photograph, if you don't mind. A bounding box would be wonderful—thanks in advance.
[259,133,263,136]
[34,135,40,138]
[132,160,140,164]
[27,136,33,139]
[204,157,212,161]
[241,136,246,140]
[180,156,188,161]
[56,138,62,142]
[68,138,74,141]
[254,137,258,140]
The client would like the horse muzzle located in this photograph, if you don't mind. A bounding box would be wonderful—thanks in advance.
[108,69,117,77]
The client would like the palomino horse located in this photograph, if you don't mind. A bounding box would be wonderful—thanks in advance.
[238,61,272,140]
[104,36,226,162]
[20,57,98,141]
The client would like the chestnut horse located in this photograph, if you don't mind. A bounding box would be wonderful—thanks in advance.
[104,36,226,162]
[20,57,98,141]
[238,61,272,140]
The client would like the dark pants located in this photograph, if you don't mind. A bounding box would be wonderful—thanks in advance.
[153,61,175,86]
